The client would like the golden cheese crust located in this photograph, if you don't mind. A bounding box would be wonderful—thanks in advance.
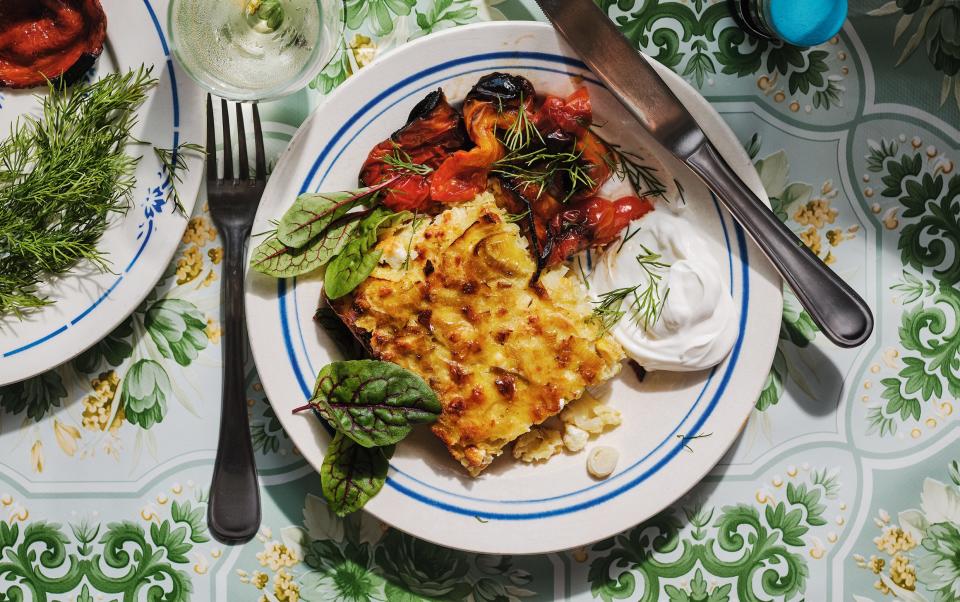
[331,195,624,475]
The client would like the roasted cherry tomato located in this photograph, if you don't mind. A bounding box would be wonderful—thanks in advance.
[383,175,433,212]
[546,195,653,266]
[537,87,592,136]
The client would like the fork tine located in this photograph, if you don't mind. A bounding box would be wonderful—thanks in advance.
[252,103,266,181]
[236,104,249,181]
[221,99,234,181]
[205,94,217,181]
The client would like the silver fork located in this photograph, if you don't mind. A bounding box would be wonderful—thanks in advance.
[206,95,266,544]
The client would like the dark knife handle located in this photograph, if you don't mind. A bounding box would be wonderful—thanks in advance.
[686,141,874,348]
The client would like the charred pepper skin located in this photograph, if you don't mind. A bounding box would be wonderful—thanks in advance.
[0,0,108,89]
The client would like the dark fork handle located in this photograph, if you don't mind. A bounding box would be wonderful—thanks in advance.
[207,224,261,543]
[686,141,874,348]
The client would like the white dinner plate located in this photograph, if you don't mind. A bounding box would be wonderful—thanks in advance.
[0,0,204,385]
[245,22,782,554]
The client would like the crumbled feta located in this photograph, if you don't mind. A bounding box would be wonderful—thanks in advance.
[560,395,622,435]
[379,235,418,269]
[513,427,563,463]
[562,425,589,452]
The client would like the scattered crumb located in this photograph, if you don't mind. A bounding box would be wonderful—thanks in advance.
[562,425,589,452]
[561,395,622,435]
[513,427,563,463]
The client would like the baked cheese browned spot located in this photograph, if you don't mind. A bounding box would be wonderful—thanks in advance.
[331,194,624,475]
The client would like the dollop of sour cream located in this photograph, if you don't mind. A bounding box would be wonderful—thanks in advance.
[589,209,738,372]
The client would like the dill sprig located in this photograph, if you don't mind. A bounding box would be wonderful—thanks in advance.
[616,223,642,253]
[632,246,671,329]
[493,147,596,202]
[592,286,638,332]
[595,132,668,201]
[401,211,425,271]
[154,142,205,216]
[501,96,543,152]
[677,432,713,452]
[591,245,671,332]
[0,67,157,317]
[382,144,433,177]
[504,209,531,223]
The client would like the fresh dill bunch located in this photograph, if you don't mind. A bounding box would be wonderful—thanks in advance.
[594,132,668,201]
[154,142,206,216]
[0,66,157,317]
[381,144,433,177]
[591,244,672,332]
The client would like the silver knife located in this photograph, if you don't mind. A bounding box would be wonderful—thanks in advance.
[534,0,873,348]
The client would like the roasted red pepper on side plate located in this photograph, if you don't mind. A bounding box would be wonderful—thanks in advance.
[0,0,107,89]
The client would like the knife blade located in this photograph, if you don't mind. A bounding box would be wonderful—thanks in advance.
[534,0,873,348]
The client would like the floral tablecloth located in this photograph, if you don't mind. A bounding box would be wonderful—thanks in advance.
[2,0,959,600]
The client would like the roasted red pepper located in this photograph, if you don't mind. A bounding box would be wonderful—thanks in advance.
[431,73,536,203]
[430,101,505,203]
[360,89,469,212]
[0,0,107,89]
[546,195,654,266]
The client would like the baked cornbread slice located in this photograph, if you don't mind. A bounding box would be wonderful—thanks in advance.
[330,194,624,475]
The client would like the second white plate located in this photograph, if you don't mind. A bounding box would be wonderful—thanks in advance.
[0,0,204,385]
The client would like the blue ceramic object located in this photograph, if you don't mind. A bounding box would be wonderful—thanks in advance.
[731,0,848,47]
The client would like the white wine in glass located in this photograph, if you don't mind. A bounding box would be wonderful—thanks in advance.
[168,0,344,101]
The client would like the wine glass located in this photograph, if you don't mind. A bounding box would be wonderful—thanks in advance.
[168,0,345,101]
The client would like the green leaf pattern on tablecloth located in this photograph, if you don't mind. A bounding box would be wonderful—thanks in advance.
[861,136,960,438]
[747,140,821,413]
[0,1,959,599]
[869,0,960,109]
[310,0,489,94]
[585,467,845,601]
[0,494,210,602]
[0,370,66,421]
[238,493,539,601]
[851,457,960,601]
[596,0,846,109]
